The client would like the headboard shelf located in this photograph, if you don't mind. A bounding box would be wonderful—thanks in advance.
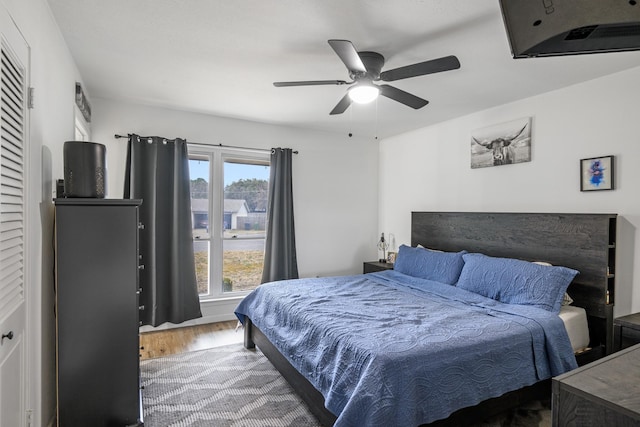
[411,212,617,355]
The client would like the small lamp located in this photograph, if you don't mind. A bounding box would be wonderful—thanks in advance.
[377,233,389,263]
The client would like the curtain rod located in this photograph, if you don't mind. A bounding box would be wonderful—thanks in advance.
[114,134,298,154]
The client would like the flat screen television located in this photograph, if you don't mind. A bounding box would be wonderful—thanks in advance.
[499,0,640,58]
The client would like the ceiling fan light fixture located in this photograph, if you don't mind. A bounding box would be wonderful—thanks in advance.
[274,39,459,115]
[348,84,379,104]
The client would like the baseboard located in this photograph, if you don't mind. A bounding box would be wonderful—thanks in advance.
[140,314,236,333]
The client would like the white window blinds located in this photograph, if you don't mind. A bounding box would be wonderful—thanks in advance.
[0,38,25,321]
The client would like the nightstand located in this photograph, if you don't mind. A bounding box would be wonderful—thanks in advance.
[614,312,640,351]
[552,343,640,426]
[363,261,394,274]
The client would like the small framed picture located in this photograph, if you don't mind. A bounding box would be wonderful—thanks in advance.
[387,252,396,264]
[580,155,614,191]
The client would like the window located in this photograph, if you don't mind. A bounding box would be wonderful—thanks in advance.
[74,106,90,141]
[189,146,270,299]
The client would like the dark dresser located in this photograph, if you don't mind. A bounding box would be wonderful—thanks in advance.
[55,199,144,426]
[552,343,640,426]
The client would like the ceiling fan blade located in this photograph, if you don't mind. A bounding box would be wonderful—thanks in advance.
[274,80,348,87]
[379,84,429,109]
[328,39,367,73]
[329,93,352,115]
[380,55,460,82]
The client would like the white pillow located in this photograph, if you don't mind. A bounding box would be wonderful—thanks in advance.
[416,244,443,252]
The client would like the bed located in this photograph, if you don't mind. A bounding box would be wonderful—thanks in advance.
[235,212,617,426]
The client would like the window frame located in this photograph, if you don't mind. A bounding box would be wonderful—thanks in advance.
[188,144,270,301]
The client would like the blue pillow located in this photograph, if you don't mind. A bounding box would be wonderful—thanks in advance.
[456,253,579,313]
[393,245,467,285]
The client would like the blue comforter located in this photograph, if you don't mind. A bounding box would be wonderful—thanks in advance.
[235,270,577,427]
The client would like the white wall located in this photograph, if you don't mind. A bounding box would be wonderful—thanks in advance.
[379,65,640,317]
[90,98,380,325]
[2,0,85,426]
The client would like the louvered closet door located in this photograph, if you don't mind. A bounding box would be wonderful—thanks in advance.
[0,8,28,427]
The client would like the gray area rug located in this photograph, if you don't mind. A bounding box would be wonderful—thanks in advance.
[141,344,550,427]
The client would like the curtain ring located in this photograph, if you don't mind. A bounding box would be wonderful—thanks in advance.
[147,138,153,144]
[162,139,167,145]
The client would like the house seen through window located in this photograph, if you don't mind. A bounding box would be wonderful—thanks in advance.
[189,147,269,299]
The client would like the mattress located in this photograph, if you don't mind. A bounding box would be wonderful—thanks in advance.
[559,305,590,352]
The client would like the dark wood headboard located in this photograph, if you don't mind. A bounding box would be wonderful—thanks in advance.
[411,212,617,355]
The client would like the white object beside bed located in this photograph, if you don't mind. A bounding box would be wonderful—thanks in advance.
[559,305,590,353]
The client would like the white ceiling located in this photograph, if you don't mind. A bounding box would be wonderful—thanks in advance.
[47,0,640,139]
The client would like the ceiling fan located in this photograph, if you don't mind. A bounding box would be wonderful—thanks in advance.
[274,39,461,115]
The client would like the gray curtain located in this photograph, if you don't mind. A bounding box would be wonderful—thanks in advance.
[124,134,202,326]
[261,148,299,283]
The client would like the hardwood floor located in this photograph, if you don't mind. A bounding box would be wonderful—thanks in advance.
[139,320,243,360]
